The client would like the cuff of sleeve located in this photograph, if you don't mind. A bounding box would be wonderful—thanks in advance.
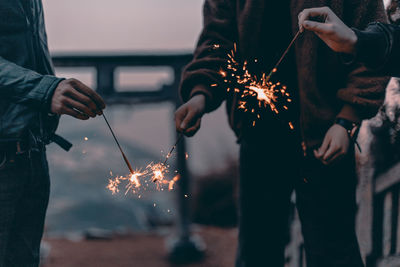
[24,75,64,110]
[336,104,361,124]
[181,76,224,112]
[352,25,388,70]
[42,77,65,113]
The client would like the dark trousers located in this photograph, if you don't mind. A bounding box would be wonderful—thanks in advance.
[235,132,364,267]
[0,149,50,267]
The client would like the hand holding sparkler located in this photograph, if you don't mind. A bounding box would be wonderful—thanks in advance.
[51,78,106,120]
[175,93,207,137]
[298,7,358,54]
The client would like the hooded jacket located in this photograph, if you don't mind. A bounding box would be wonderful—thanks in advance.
[180,0,390,149]
[0,0,63,145]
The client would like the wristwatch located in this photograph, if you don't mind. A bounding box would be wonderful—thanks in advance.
[335,118,362,152]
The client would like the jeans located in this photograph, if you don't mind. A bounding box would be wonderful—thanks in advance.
[0,149,50,267]
[235,131,364,267]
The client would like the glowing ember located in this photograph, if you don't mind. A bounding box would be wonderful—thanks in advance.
[168,175,180,191]
[107,161,177,195]
[107,178,121,195]
[216,43,294,130]
[106,133,187,196]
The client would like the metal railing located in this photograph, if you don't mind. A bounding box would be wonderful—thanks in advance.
[367,163,400,267]
[52,53,205,263]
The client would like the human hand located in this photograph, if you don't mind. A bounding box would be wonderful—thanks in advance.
[51,78,106,120]
[314,124,350,165]
[298,7,358,54]
[175,92,206,137]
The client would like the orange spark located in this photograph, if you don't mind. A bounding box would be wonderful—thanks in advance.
[168,175,180,191]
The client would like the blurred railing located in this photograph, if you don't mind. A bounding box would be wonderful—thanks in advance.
[367,163,400,267]
[52,53,205,263]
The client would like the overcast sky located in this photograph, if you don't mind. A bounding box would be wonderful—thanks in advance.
[42,0,203,53]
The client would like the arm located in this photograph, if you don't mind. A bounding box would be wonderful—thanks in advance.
[302,3,390,164]
[0,56,106,120]
[0,56,62,110]
[176,0,237,136]
[355,23,400,76]
[298,7,400,76]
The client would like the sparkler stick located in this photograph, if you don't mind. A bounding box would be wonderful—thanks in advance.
[163,133,184,166]
[102,113,134,174]
[265,30,302,82]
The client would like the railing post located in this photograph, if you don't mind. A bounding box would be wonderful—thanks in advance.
[97,64,115,95]
[367,193,384,267]
[166,67,205,264]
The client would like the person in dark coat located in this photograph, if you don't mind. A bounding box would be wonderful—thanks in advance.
[0,1,105,266]
[298,3,400,76]
[175,0,390,266]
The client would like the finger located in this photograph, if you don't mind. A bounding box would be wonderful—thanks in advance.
[325,151,344,165]
[62,107,90,120]
[67,89,101,115]
[175,107,188,132]
[323,145,340,162]
[71,80,106,110]
[64,98,96,118]
[298,11,306,32]
[299,7,331,25]
[184,118,201,137]
[180,110,198,131]
[302,20,332,35]
[315,137,330,159]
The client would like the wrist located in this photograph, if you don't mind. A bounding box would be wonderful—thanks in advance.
[190,91,207,112]
[335,118,362,152]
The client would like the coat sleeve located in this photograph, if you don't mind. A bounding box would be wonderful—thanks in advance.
[0,56,63,111]
[180,0,237,112]
[353,23,400,77]
[336,0,390,123]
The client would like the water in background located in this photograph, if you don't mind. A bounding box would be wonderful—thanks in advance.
[42,0,238,235]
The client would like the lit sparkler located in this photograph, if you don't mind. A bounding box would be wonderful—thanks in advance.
[102,113,134,174]
[106,134,184,195]
[217,30,301,129]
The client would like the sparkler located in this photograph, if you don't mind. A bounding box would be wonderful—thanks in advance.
[163,133,184,166]
[106,133,184,195]
[218,30,302,129]
[102,113,134,174]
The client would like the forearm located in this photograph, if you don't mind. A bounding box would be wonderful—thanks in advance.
[0,56,63,110]
[180,0,236,112]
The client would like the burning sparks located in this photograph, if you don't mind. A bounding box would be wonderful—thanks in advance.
[168,175,180,191]
[107,139,186,195]
[216,44,294,129]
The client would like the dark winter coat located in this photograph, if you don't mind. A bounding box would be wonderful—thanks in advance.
[180,0,390,148]
[0,0,63,145]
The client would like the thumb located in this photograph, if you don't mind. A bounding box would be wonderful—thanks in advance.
[316,136,331,158]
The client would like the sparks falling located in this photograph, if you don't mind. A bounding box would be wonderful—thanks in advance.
[216,31,301,129]
[107,135,184,196]
[219,44,293,129]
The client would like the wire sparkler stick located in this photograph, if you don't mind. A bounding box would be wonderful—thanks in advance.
[265,30,302,83]
[102,113,134,174]
[163,133,184,166]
